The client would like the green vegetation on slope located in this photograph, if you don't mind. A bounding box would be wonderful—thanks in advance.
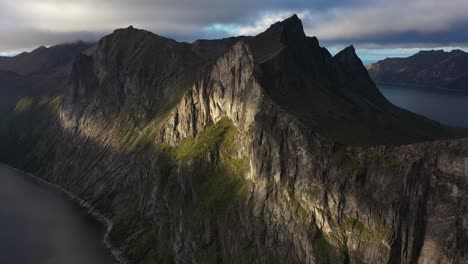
[340,217,391,243]
[333,147,403,175]
[3,93,249,263]
[0,96,63,173]
[197,162,247,216]
[172,117,248,217]
[13,97,34,113]
[333,148,366,175]
[174,117,234,160]
[126,227,158,263]
[108,117,248,261]
[314,233,338,264]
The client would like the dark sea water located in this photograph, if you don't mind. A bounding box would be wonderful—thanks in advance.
[378,84,468,128]
[0,165,115,264]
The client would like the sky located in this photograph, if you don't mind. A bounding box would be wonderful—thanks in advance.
[1,0,468,62]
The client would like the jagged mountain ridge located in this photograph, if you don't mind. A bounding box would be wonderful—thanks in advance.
[65,15,466,147]
[367,49,468,91]
[0,42,92,75]
[0,42,93,112]
[0,15,467,264]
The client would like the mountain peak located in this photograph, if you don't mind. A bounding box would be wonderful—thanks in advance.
[289,14,299,20]
[334,45,361,65]
[414,49,444,56]
[449,49,466,55]
[276,14,305,39]
[33,46,47,52]
[344,45,355,52]
[113,25,141,34]
[259,14,306,42]
[282,14,301,25]
[247,14,307,63]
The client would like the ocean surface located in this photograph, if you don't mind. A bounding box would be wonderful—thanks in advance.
[0,165,115,264]
[378,84,468,128]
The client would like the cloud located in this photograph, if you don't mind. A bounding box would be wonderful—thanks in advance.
[1,0,468,54]
[198,0,468,49]
[0,26,104,53]
[201,10,304,37]
[302,0,468,47]
[1,0,262,31]
[0,0,263,52]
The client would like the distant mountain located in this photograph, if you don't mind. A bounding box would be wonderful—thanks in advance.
[367,49,468,90]
[0,42,93,111]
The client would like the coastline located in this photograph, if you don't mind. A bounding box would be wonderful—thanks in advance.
[376,82,468,93]
[0,163,127,264]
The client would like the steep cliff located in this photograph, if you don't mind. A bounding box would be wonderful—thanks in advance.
[1,15,467,264]
[367,49,468,91]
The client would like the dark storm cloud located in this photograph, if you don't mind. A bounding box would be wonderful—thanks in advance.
[0,0,264,52]
[1,0,468,54]
[321,29,468,49]
[0,28,105,53]
[301,0,468,48]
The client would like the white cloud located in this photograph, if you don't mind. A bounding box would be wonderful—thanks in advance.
[236,11,310,35]
[1,0,468,53]
[301,0,468,40]
[202,10,311,36]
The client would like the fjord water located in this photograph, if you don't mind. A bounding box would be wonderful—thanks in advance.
[378,84,468,128]
[0,165,115,264]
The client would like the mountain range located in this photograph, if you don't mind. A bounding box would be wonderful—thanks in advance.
[0,41,92,112]
[367,49,468,91]
[0,15,467,264]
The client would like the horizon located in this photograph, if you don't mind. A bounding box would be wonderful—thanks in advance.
[1,0,468,62]
[1,22,467,64]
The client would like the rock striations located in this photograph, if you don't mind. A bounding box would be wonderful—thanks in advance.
[1,15,467,264]
[367,49,468,91]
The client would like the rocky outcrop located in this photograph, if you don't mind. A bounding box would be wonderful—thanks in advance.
[1,15,467,264]
[367,49,468,91]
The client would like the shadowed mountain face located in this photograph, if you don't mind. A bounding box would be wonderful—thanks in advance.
[1,15,467,264]
[244,16,467,145]
[65,27,245,125]
[65,15,466,146]
[0,42,92,112]
[367,49,468,91]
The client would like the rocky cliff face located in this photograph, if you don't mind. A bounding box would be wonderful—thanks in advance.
[367,49,468,91]
[1,15,467,264]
